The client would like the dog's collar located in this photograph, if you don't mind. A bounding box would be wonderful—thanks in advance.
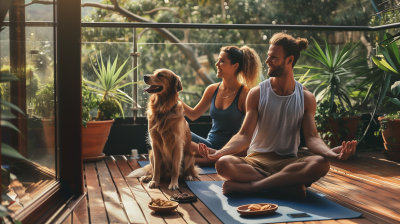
[158,101,178,116]
[170,101,178,111]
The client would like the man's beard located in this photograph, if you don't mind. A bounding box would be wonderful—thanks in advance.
[268,62,285,77]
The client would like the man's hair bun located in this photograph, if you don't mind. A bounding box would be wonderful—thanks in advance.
[296,38,308,51]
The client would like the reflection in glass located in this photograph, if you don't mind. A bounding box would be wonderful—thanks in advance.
[0,1,56,213]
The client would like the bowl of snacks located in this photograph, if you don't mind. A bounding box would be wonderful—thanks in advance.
[237,203,278,216]
[148,198,179,213]
[170,193,197,203]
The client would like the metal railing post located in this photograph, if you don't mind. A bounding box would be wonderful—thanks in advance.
[131,27,140,124]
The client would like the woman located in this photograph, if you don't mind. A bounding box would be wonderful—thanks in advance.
[182,46,262,166]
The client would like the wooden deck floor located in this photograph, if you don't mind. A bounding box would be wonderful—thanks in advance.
[63,151,400,224]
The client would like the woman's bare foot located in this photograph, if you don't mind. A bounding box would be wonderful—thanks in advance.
[222,181,252,195]
[271,184,306,198]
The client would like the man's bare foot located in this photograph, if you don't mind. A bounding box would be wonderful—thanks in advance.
[222,181,251,195]
[271,184,306,198]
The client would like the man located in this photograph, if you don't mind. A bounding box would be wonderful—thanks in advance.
[198,33,357,197]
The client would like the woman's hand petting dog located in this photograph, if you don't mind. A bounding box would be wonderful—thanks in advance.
[328,140,357,161]
[198,143,220,160]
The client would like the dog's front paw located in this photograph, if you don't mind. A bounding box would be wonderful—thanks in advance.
[185,175,193,181]
[168,182,179,190]
[140,175,152,183]
[148,181,158,188]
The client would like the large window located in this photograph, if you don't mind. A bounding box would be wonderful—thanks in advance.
[0,0,56,213]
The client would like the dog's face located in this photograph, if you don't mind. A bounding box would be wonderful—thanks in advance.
[143,69,182,94]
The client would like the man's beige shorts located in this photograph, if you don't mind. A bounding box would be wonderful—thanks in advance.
[239,151,308,177]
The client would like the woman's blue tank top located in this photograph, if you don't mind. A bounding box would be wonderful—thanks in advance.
[207,83,245,149]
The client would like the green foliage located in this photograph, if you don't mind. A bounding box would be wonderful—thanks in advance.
[0,66,27,222]
[369,32,400,137]
[33,81,54,119]
[84,51,139,119]
[98,99,120,120]
[296,39,368,112]
[82,80,101,128]
[26,67,40,106]
[315,99,361,147]
[374,81,400,136]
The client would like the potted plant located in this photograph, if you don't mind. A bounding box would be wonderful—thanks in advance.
[365,32,400,162]
[375,82,400,162]
[81,52,137,162]
[33,81,55,155]
[296,40,365,146]
[314,100,362,147]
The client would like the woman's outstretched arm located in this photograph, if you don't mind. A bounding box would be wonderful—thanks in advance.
[182,83,218,121]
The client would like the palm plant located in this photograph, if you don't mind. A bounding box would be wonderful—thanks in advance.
[345,33,400,144]
[296,39,367,113]
[84,51,140,119]
[0,67,27,160]
[369,33,400,105]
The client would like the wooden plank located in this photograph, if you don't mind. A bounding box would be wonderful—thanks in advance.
[197,174,214,181]
[309,187,389,224]
[178,186,223,224]
[207,174,224,181]
[329,161,400,186]
[322,173,400,210]
[62,214,71,224]
[319,220,343,224]
[84,163,109,224]
[125,157,191,224]
[104,157,147,224]
[72,194,89,224]
[315,179,400,219]
[183,171,224,224]
[159,186,208,224]
[96,160,129,223]
[328,169,400,200]
[337,218,375,224]
[311,184,397,224]
[115,156,166,224]
[329,165,400,190]
[140,175,186,224]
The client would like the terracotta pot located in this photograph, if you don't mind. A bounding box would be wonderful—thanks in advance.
[41,118,55,156]
[378,117,400,145]
[321,116,361,147]
[384,143,400,152]
[382,151,400,162]
[82,120,114,162]
[378,117,400,162]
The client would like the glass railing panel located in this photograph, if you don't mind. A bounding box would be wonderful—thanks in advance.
[82,28,380,119]
[82,41,135,118]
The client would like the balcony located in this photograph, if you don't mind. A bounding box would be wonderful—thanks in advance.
[1,0,400,223]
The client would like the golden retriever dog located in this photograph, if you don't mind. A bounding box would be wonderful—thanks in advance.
[128,69,200,190]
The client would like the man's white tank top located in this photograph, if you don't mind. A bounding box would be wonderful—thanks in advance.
[248,79,304,157]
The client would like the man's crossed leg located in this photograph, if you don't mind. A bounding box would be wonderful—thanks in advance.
[215,154,330,197]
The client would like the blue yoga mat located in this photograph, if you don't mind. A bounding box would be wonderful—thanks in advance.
[186,181,362,224]
[137,160,217,174]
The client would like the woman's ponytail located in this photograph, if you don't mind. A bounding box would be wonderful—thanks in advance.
[221,45,262,89]
[239,46,262,89]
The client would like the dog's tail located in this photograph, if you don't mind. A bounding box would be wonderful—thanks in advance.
[127,164,152,177]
